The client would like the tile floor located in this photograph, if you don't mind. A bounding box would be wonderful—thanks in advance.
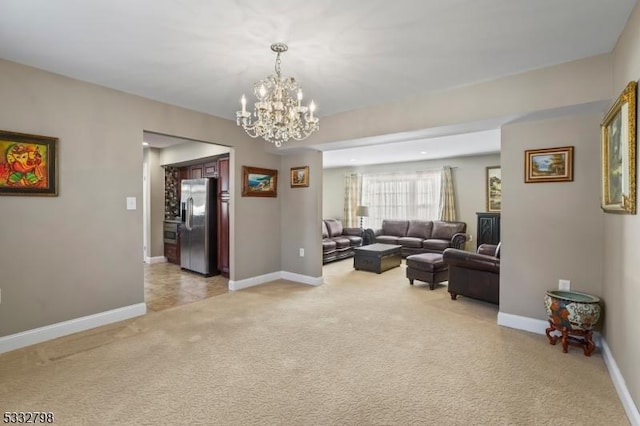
[144,262,229,312]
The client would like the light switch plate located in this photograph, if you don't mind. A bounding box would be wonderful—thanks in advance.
[559,279,570,291]
[126,197,137,210]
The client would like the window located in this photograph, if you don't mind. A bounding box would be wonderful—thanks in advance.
[361,170,441,229]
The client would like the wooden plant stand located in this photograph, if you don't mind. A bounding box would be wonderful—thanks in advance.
[545,320,596,357]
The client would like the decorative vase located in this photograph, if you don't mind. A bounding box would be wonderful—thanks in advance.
[544,290,601,356]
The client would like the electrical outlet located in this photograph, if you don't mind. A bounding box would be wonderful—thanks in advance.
[559,279,570,291]
[299,248,304,257]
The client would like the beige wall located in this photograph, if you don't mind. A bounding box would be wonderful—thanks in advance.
[280,151,323,277]
[606,1,640,409]
[0,58,287,337]
[159,140,231,166]
[323,153,501,251]
[501,113,604,320]
[276,54,612,149]
[147,148,165,258]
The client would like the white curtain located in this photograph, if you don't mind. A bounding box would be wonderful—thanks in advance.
[361,169,441,229]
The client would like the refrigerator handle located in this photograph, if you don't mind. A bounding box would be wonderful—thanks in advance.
[186,197,194,231]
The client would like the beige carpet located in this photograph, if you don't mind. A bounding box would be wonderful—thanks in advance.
[0,260,628,425]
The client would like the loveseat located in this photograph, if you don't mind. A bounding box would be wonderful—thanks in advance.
[366,219,467,257]
[442,243,500,305]
[322,219,364,264]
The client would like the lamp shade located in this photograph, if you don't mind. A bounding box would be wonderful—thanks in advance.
[356,206,369,217]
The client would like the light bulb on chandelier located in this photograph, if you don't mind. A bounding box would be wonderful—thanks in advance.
[236,43,319,147]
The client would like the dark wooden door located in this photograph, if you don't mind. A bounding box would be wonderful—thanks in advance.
[217,157,230,277]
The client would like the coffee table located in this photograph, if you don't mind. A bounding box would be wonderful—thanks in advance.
[353,243,402,273]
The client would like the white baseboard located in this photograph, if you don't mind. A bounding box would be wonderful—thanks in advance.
[600,338,640,425]
[281,271,324,286]
[497,311,639,425]
[497,311,549,335]
[144,256,167,264]
[229,271,323,291]
[0,303,147,355]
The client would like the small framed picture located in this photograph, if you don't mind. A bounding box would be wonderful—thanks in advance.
[290,166,309,188]
[0,130,58,196]
[486,166,501,212]
[524,146,574,183]
[242,166,278,197]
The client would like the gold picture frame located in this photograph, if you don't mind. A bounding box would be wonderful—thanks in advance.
[486,166,501,212]
[601,81,637,214]
[241,166,278,197]
[290,166,309,188]
[524,146,574,183]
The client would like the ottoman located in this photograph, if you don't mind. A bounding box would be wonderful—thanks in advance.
[406,253,449,290]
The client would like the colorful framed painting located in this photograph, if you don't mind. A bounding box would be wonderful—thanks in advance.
[0,130,58,196]
[524,146,574,183]
[290,166,309,188]
[601,81,637,214]
[242,166,277,197]
[486,166,501,212]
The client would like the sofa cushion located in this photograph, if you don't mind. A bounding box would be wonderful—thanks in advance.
[325,219,344,238]
[422,239,451,252]
[376,235,400,245]
[398,236,424,248]
[322,221,329,238]
[431,221,466,240]
[407,220,433,239]
[381,220,409,237]
[322,239,337,253]
[343,235,363,247]
[332,237,351,249]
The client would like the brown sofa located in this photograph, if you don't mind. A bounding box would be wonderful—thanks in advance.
[322,219,364,264]
[366,219,467,257]
[442,243,500,304]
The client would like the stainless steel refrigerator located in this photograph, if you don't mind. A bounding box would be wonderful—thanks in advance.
[180,178,218,276]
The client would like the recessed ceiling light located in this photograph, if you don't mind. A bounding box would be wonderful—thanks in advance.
[142,142,149,146]
[349,159,357,162]
[420,151,427,154]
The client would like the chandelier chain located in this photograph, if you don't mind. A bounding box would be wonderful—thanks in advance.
[275,52,281,76]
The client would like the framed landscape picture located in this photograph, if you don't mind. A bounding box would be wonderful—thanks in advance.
[242,166,277,197]
[0,130,58,196]
[601,81,636,214]
[486,166,501,212]
[290,166,309,188]
[524,146,574,183]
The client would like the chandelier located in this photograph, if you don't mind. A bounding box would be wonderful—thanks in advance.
[236,43,319,147]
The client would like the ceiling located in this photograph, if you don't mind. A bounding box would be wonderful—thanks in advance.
[1,0,636,166]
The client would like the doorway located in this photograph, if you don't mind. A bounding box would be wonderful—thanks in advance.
[142,131,232,311]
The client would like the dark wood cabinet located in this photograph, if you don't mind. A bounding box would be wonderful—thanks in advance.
[190,165,203,179]
[164,242,179,264]
[476,212,500,247]
[203,161,218,177]
[217,157,230,277]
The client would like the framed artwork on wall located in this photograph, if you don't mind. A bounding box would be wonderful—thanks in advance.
[601,80,637,214]
[0,130,58,196]
[290,166,309,188]
[524,146,574,183]
[242,166,278,197]
[486,166,501,212]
